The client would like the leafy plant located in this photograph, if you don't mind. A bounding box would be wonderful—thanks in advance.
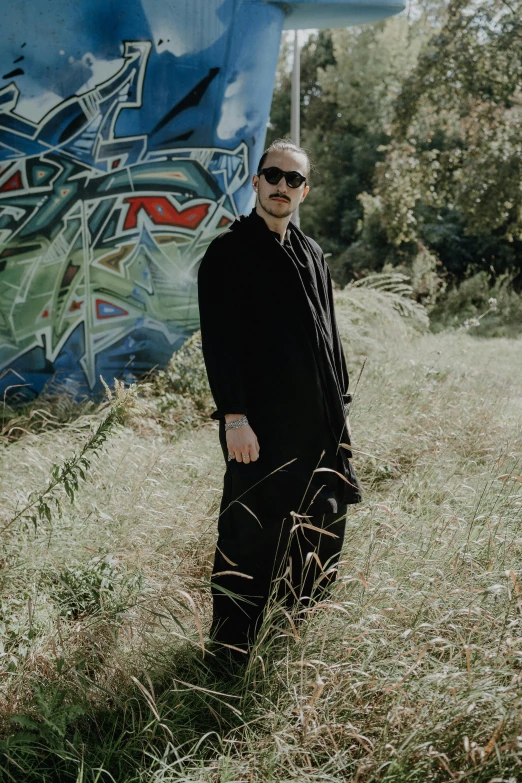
[7,685,86,752]
[349,271,430,327]
[49,554,143,619]
[430,270,522,336]
[0,595,34,670]
[2,378,139,535]
[142,330,214,429]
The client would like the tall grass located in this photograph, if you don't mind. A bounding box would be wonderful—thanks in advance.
[0,284,521,781]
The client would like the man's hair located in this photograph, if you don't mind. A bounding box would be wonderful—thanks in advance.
[257,138,312,178]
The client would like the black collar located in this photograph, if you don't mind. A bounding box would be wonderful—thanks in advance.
[249,207,291,244]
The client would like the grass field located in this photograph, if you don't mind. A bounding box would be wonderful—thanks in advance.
[1,284,521,782]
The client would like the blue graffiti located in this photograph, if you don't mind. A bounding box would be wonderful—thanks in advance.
[0,0,404,402]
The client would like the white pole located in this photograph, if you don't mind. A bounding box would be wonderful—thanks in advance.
[291,29,301,228]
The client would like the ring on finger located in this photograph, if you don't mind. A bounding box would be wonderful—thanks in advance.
[228,453,234,461]
[242,454,249,460]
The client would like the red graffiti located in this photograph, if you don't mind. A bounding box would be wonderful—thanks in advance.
[122,196,210,231]
[218,216,232,228]
[95,299,129,319]
[0,171,23,192]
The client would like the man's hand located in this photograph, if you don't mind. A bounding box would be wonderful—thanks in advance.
[225,414,260,463]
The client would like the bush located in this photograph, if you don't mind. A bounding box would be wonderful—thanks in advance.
[334,271,429,363]
[48,554,143,620]
[141,330,214,431]
[429,271,522,337]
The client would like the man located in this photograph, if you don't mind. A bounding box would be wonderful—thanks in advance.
[197,139,362,659]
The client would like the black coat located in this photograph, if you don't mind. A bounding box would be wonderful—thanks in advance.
[197,209,362,522]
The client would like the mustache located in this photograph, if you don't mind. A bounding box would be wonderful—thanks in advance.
[269,193,290,202]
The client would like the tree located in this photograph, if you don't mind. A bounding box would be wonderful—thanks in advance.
[267,1,522,293]
[267,15,436,275]
[377,0,522,283]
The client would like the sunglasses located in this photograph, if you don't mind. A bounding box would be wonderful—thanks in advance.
[258,166,307,189]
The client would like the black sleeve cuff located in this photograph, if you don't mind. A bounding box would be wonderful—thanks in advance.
[210,407,248,421]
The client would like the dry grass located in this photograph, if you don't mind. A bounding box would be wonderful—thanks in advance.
[0,288,521,781]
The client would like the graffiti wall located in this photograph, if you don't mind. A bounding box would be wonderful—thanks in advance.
[0,0,404,402]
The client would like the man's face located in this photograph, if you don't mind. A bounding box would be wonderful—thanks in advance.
[252,149,310,220]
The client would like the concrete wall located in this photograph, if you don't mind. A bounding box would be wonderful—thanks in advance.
[0,0,403,401]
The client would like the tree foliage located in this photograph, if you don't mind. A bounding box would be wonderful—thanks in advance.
[268,21,421,264]
[379,0,522,249]
[267,1,522,297]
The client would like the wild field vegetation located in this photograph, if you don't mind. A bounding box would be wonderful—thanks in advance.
[1,283,521,782]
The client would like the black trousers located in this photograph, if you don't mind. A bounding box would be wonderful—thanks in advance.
[209,478,348,653]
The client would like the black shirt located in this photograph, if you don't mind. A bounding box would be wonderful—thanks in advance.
[197,208,362,513]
